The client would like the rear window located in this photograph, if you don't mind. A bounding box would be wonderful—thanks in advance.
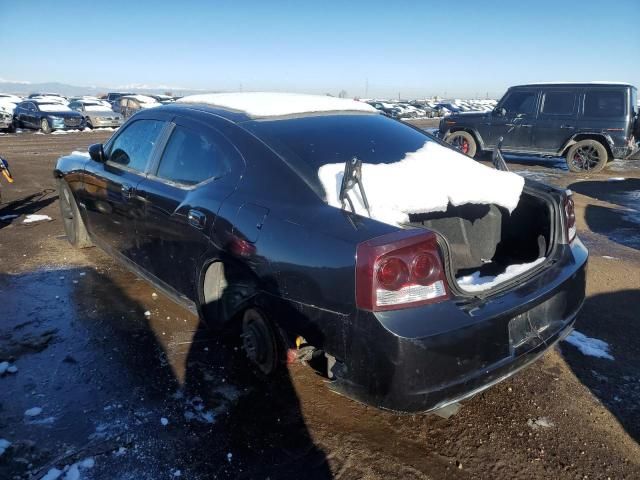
[542,91,576,115]
[584,90,625,117]
[244,114,428,170]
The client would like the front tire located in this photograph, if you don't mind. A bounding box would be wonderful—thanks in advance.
[566,140,608,173]
[445,130,478,157]
[40,118,52,134]
[58,180,93,248]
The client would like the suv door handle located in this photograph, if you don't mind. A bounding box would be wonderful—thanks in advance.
[121,183,135,198]
[560,125,575,129]
[188,209,206,229]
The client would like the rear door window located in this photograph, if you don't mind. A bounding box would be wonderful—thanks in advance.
[583,90,625,117]
[500,90,538,115]
[541,91,576,115]
[106,119,165,172]
[155,125,231,186]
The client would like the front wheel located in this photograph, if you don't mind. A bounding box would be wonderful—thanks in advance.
[40,118,52,134]
[566,140,608,173]
[58,180,93,248]
[445,131,478,157]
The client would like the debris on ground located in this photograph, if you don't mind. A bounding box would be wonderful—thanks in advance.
[527,417,555,429]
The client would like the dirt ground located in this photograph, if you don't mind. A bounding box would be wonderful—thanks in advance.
[0,128,639,480]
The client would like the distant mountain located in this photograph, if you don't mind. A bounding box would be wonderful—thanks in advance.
[0,80,209,97]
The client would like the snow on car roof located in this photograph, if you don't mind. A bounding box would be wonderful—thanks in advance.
[318,140,525,227]
[177,92,378,118]
[519,81,633,86]
[125,94,160,104]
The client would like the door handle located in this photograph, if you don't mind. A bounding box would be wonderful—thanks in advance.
[560,125,575,129]
[188,209,206,229]
[121,183,135,198]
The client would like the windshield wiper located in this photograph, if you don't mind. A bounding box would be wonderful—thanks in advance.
[339,156,371,217]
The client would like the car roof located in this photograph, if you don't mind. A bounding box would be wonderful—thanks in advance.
[513,82,633,88]
[175,92,378,120]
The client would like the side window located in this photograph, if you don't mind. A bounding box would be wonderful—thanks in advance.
[106,120,165,171]
[584,90,625,118]
[500,91,537,115]
[541,91,576,115]
[156,125,231,186]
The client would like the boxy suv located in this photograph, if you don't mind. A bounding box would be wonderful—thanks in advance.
[439,83,639,172]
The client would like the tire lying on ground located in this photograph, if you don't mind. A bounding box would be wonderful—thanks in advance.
[58,180,93,248]
[566,139,609,173]
[445,130,477,158]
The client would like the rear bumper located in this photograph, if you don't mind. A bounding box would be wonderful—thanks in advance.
[328,239,588,413]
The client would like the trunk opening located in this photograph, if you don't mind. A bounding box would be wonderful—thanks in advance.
[406,191,553,294]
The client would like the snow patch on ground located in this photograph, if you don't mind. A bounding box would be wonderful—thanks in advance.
[0,361,18,374]
[23,214,52,224]
[24,406,42,417]
[41,457,95,480]
[178,92,377,117]
[527,417,554,429]
[0,438,11,456]
[564,331,614,360]
[319,140,525,226]
[456,258,545,292]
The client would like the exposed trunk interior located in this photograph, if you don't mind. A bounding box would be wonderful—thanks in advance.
[407,192,553,291]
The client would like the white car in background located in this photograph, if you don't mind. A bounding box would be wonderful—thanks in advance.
[68,99,123,129]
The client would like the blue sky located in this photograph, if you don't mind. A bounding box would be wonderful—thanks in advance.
[1,0,638,98]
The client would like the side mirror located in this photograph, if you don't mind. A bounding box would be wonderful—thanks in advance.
[494,107,507,117]
[88,143,106,163]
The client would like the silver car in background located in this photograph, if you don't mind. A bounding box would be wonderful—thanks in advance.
[68,99,123,129]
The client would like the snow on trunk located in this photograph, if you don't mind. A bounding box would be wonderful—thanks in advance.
[318,140,525,227]
[456,258,546,292]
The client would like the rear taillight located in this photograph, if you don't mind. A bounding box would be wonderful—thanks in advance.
[356,230,449,311]
[564,190,576,243]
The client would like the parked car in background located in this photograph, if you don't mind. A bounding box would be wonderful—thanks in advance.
[54,92,587,414]
[105,92,134,108]
[0,93,22,104]
[0,105,14,132]
[69,99,123,128]
[117,94,161,118]
[29,95,68,105]
[13,100,85,133]
[440,82,639,172]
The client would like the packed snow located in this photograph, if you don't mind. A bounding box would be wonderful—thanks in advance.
[564,331,614,360]
[40,457,94,480]
[178,92,377,117]
[456,258,546,292]
[23,214,52,224]
[318,140,525,226]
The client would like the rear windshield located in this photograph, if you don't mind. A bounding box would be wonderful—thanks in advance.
[244,113,430,168]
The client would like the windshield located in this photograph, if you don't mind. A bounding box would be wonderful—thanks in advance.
[38,103,72,112]
[84,103,111,112]
[243,113,432,195]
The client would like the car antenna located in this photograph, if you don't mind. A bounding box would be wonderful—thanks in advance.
[492,137,509,172]
[339,157,371,217]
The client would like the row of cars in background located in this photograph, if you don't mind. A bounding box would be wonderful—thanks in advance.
[365,98,498,119]
[0,92,180,134]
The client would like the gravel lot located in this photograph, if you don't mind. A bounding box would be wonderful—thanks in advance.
[1,129,639,479]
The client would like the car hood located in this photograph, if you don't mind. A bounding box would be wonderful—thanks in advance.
[44,110,84,118]
[87,110,119,117]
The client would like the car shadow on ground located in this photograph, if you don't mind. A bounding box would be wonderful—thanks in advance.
[569,179,640,251]
[561,289,640,444]
[0,265,331,479]
[0,189,57,229]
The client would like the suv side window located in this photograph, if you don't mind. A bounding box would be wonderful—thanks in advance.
[501,90,537,115]
[156,125,231,186]
[106,119,165,171]
[584,90,625,117]
[541,91,576,115]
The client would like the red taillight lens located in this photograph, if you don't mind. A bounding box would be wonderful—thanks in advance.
[377,257,409,290]
[564,190,576,243]
[356,230,449,311]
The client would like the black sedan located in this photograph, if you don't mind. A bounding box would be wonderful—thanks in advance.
[54,94,587,414]
[13,101,85,133]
